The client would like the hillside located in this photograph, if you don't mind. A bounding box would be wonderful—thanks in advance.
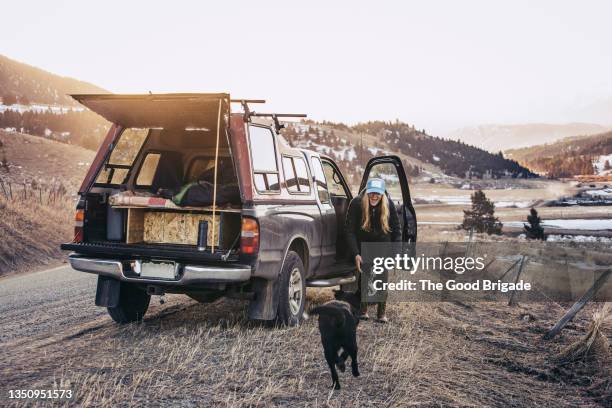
[446,123,610,152]
[283,120,536,186]
[506,130,612,178]
[0,130,95,190]
[0,131,94,275]
[0,54,108,106]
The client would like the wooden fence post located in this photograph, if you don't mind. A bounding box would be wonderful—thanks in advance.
[497,257,521,281]
[543,269,612,340]
[508,255,527,306]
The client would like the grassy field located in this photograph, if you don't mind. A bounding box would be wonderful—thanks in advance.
[1,290,609,407]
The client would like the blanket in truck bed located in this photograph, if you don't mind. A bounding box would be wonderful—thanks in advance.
[109,191,240,212]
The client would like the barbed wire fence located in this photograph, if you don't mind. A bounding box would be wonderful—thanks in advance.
[0,178,72,205]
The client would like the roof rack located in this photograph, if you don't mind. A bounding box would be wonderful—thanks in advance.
[230,99,307,132]
[230,99,266,121]
[250,113,308,133]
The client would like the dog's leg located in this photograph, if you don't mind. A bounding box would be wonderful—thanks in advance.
[335,349,347,372]
[324,345,341,390]
[347,340,360,377]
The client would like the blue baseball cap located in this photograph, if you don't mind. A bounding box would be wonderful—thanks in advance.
[366,178,385,195]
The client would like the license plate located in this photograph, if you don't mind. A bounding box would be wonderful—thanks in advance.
[139,261,177,280]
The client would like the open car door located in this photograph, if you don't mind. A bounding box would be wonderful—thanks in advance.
[359,155,417,243]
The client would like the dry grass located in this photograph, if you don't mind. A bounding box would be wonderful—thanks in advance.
[558,303,611,364]
[1,291,610,407]
[0,195,73,276]
[0,130,91,276]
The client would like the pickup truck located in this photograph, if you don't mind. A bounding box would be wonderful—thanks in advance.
[61,93,417,325]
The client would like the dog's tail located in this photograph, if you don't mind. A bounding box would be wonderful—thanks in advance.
[309,305,346,328]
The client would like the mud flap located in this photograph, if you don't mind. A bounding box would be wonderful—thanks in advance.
[248,278,279,320]
[95,275,121,307]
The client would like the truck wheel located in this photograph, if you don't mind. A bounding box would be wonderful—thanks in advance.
[107,282,150,324]
[277,251,306,326]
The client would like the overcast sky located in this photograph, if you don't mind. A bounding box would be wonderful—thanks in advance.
[2,0,612,135]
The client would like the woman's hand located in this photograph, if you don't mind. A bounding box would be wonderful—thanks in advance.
[355,254,362,272]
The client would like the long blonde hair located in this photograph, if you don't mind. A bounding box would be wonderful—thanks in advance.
[360,192,390,233]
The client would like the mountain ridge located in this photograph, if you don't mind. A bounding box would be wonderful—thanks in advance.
[0,54,108,106]
[505,130,612,177]
[446,122,611,152]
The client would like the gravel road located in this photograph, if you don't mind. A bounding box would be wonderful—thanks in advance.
[0,266,105,344]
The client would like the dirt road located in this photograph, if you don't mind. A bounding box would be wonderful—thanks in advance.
[0,266,104,344]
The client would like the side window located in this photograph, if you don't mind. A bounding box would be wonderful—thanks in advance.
[136,153,161,186]
[108,128,149,165]
[322,161,348,198]
[311,157,329,202]
[248,125,280,193]
[95,128,150,186]
[282,156,299,192]
[283,156,311,194]
[293,157,311,193]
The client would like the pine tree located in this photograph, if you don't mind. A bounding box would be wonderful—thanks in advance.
[605,160,611,171]
[523,208,545,240]
[461,190,503,234]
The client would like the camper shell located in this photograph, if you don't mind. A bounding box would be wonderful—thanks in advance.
[62,93,417,325]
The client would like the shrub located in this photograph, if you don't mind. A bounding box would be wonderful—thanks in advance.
[461,189,502,234]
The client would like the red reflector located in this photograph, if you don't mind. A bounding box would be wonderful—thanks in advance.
[240,218,259,254]
[74,209,84,242]
[73,227,84,243]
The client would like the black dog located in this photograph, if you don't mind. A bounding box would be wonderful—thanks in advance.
[309,289,361,390]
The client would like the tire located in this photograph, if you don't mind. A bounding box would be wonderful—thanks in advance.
[277,251,306,326]
[107,282,150,324]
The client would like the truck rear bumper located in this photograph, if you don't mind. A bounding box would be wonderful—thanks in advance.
[68,254,252,285]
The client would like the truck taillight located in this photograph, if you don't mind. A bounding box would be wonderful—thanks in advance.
[240,217,259,254]
[74,209,84,243]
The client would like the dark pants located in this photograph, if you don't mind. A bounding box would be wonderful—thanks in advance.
[359,262,387,318]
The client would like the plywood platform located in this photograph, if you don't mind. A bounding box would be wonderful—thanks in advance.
[125,208,240,249]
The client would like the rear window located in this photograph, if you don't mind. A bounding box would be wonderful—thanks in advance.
[185,156,236,185]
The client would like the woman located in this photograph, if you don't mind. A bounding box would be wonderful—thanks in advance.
[345,178,401,323]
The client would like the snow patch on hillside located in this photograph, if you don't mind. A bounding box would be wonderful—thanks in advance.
[593,153,612,175]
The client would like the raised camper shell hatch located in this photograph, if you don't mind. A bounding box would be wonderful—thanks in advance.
[72,93,244,252]
[72,93,250,196]
[71,93,230,129]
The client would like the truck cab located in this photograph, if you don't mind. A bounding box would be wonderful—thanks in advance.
[62,93,417,326]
